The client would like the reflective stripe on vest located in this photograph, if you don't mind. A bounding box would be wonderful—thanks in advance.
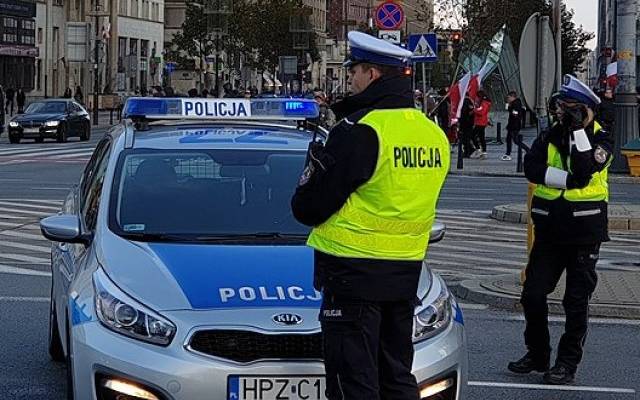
[306,108,450,261]
[534,122,609,202]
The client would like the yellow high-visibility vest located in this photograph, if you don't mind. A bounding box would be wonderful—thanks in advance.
[307,108,450,261]
[534,122,609,202]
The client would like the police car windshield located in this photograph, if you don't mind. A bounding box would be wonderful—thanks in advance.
[110,148,310,242]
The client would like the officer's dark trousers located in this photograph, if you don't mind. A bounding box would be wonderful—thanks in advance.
[521,242,600,372]
[320,293,419,400]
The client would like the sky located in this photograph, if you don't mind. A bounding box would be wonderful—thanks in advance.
[565,0,598,50]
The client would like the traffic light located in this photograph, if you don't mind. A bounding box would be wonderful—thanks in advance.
[451,31,462,46]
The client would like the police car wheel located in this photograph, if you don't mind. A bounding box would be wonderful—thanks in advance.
[48,293,64,362]
[65,317,75,400]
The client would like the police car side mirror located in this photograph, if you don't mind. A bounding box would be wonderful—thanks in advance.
[40,215,91,245]
[429,222,445,244]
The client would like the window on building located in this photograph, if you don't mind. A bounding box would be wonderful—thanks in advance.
[21,35,35,45]
[141,39,149,57]
[119,0,128,15]
[151,3,159,21]
[118,37,127,72]
[37,27,42,44]
[4,17,17,28]
[141,0,149,19]
[54,0,63,6]
[22,20,35,30]
[3,33,17,43]
[129,38,138,55]
[131,0,139,17]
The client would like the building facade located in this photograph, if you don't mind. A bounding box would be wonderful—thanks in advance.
[0,0,37,93]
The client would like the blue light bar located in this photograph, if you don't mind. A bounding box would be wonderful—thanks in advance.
[122,97,319,121]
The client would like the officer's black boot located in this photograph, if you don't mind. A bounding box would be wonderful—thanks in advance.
[543,364,575,385]
[508,353,550,374]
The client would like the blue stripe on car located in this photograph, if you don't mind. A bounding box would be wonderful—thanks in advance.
[149,244,321,309]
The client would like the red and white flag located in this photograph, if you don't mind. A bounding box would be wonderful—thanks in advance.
[448,71,472,124]
[606,62,618,88]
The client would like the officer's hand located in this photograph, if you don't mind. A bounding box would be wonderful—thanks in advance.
[566,173,590,189]
[564,106,587,130]
[308,140,336,172]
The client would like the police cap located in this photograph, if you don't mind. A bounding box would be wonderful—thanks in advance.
[343,31,413,68]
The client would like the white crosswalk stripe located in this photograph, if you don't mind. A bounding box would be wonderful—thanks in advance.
[0,200,637,282]
[0,143,95,164]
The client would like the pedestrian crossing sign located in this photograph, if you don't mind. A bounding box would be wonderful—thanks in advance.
[409,33,438,63]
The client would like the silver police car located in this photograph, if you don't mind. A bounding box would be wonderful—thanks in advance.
[41,98,467,400]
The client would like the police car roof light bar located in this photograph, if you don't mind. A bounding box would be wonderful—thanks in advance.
[122,97,320,122]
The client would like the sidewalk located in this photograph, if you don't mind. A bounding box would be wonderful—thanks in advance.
[453,270,640,319]
[448,126,640,184]
[492,203,640,231]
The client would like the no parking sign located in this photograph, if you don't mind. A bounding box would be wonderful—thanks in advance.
[375,1,404,30]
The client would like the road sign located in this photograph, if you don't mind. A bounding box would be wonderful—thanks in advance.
[409,33,438,63]
[166,61,177,73]
[519,13,556,114]
[375,2,404,30]
[378,30,401,44]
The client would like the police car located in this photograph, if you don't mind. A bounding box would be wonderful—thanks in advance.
[41,97,468,400]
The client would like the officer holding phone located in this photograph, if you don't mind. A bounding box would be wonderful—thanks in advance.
[509,75,613,385]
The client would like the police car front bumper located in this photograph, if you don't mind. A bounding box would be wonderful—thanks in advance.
[71,313,467,400]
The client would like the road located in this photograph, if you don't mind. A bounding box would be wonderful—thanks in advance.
[0,127,638,399]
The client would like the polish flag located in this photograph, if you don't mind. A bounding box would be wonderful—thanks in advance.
[606,62,618,88]
[448,71,472,125]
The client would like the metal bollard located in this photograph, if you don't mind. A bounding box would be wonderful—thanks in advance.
[109,109,113,125]
[496,122,503,144]
[457,131,464,170]
[516,133,524,173]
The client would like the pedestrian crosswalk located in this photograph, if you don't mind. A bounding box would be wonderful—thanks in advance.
[0,200,638,283]
[0,142,96,165]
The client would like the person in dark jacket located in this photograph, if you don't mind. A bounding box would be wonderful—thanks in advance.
[0,85,5,133]
[435,88,450,136]
[74,86,84,104]
[459,95,476,157]
[16,88,25,114]
[503,91,524,161]
[63,87,72,98]
[5,87,15,116]
[596,88,615,132]
[509,76,613,385]
[291,31,450,400]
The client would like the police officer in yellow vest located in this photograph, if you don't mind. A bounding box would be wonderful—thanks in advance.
[291,31,450,399]
[509,75,613,385]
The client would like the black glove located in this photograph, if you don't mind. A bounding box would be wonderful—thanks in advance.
[307,140,335,172]
[566,173,591,189]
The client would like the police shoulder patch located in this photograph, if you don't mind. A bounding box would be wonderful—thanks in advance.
[594,145,608,164]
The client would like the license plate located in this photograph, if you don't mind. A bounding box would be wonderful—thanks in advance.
[22,128,40,133]
[228,375,326,400]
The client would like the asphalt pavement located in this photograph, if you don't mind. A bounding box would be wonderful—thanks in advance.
[0,122,638,399]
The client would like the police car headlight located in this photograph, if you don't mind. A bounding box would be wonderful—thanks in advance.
[44,120,60,127]
[413,278,452,343]
[8,121,19,128]
[93,268,176,346]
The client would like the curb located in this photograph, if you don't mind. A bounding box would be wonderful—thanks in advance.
[448,170,640,183]
[451,276,640,319]
[491,204,640,231]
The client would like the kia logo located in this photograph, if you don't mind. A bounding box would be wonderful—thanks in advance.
[272,313,303,326]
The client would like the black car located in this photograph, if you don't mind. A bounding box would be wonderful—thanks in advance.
[7,99,90,144]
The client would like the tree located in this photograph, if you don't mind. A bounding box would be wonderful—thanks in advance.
[432,0,594,75]
[169,0,320,82]
[555,3,595,75]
